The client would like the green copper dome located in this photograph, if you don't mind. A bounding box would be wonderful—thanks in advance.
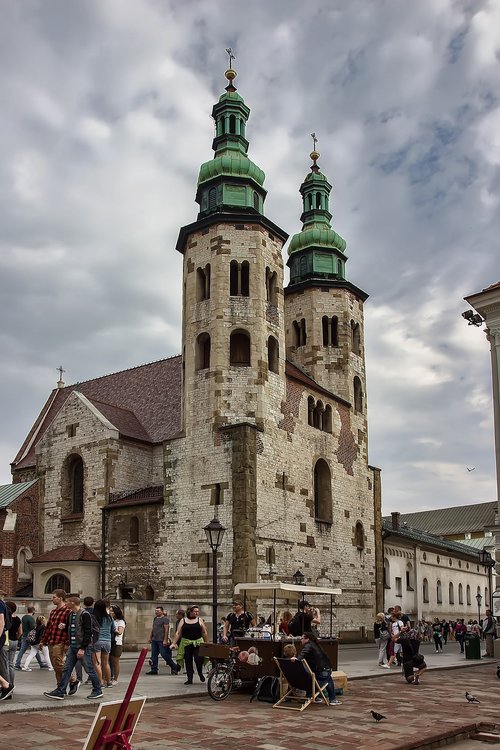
[287,147,348,286]
[195,66,267,217]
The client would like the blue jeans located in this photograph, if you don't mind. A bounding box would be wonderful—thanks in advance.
[58,645,100,693]
[15,637,45,668]
[316,668,336,701]
[150,640,178,673]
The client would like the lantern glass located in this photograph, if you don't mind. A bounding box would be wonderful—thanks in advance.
[204,517,226,551]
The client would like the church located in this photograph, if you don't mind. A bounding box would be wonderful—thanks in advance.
[7,62,381,633]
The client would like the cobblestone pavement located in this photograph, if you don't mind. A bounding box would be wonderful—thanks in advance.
[0,662,499,749]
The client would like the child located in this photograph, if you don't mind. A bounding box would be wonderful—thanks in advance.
[23,616,53,671]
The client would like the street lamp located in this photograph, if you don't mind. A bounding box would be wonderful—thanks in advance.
[479,549,495,610]
[476,591,483,625]
[292,569,305,586]
[204,517,226,643]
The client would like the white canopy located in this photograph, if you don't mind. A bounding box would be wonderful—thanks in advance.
[234,582,342,597]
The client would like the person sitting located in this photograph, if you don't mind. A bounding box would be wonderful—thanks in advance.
[282,643,297,658]
[291,631,341,706]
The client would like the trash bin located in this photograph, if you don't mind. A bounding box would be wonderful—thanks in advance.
[464,633,481,659]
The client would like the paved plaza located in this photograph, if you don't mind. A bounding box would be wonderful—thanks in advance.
[0,643,499,749]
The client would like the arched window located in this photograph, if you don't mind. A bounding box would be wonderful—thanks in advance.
[322,316,329,346]
[337,259,343,279]
[293,320,301,348]
[352,321,361,355]
[300,318,307,346]
[307,194,313,211]
[423,578,429,602]
[253,191,259,211]
[307,396,315,426]
[355,521,364,550]
[406,562,414,590]
[384,558,390,588]
[229,260,249,296]
[129,516,139,545]
[315,192,321,209]
[208,187,217,211]
[449,581,454,605]
[68,455,84,514]
[313,459,332,523]
[241,261,249,296]
[353,377,363,413]
[196,264,211,301]
[323,405,332,433]
[44,573,70,595]
[466,584,471,606]
[459,583,463,605]
[230,330,251,366]
[267,336,279,374]
[322,316,339,346]
[17,547,32,580]
[313,401,323,430]
[196,332,211,370]
[229,114,236,134]
[145,585,155,600]
[266,268,278,306]
[436,580,442,604]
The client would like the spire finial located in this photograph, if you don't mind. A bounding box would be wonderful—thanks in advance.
[224,47,237,91]
[310,132,320,172]
[56,365,66,389]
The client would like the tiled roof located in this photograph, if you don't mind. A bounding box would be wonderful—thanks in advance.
[30,544,100,564]
[285,360,350,406]
[0,479,38,509]
[382,519,482,560]
[458,537,492,551]
[13,356,182,470]
[89,398,151,443]
[383,501,497,536]
[106,485,164,509]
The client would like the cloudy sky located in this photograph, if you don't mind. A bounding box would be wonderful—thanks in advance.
[1,0,499,513]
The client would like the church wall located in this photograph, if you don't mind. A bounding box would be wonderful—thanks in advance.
[107,440,156,494]
[0,488,40,596]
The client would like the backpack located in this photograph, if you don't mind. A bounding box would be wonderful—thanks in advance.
[1,602,12,634]
[82,610,100,645]
[250,675,280,703]
[27,628,37,644]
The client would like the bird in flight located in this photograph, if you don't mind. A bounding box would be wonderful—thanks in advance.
[466,467,476,472]
[371,710,386,722]
[465,691,480,703]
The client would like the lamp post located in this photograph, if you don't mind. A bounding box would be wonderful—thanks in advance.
[476,591,483,626]
[204,517,226,644]
[292,569,305,587]
[479,549,495,610]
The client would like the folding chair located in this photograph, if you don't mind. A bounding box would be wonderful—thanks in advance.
[272,657,329,712]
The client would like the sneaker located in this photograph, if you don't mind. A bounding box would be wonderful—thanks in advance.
[13,665,22,671]
[21,667,32,672]
[110,679,118,686]
[329,700,342,705]
[105,682,114,688]
[381,664,390,669]
[0,685,15,701]
[413,676,420,685]
[44,689,65,701]
[87,690,104,700]
[68,680,81,696]
[145,671,158,675]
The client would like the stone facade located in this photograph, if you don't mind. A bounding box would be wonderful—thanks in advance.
[9,71,381,635]
[0,481,40,595]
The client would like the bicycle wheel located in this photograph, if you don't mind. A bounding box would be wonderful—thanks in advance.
[207,666,233,701]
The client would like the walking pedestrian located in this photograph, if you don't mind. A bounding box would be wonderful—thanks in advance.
[171,605,208,685]
[5,601,21,685]
[145,605,180,676]
[455,619,466,653]
[92,599,113,688]
[39,589,71,687]
[110,605,126,685]
[432,620,443,652]
[15,605,47,670]
[23,616,53,671]
[374,612,390,668]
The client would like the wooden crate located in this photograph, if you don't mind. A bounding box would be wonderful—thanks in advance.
[332,670,348,692]
[198,643,231,660]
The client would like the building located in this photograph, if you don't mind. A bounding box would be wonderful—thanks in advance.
[383,512,491,621]
[7,63,380,633]
[0,480,40,595]
[464,282,500,619]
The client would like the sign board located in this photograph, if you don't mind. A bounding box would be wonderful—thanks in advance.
[82,696,146,750]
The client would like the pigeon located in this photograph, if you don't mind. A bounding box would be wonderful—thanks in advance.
[371,710,386,722]
[496,666,500,679]
[465,691,480,703]
[466,467,476,472]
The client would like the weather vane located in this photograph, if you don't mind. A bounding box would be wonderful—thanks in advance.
[311,132,318,151]
[225,47,235,68]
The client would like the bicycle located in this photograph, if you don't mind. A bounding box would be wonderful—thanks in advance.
[207,648,244,701]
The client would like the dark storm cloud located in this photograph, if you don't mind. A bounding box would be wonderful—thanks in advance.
[1,0,499,514]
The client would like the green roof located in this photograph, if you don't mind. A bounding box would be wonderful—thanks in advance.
[198,154,265,187]
[0,479,38,509]
[288,226,346,255]
[382,519,485,560]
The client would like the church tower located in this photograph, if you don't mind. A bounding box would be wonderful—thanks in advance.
[285,142,369,433]
[176,62,288,436]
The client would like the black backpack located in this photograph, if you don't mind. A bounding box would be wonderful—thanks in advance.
[250,675,280,703]
[82,610,100,645]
